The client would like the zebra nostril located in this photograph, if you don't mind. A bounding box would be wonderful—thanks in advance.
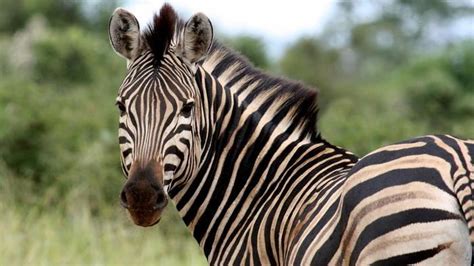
[154,192,167,210]
[120,190,129,209]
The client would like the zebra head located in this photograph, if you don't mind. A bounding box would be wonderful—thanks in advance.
[108,4,213,227]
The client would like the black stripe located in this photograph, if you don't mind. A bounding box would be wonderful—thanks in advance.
[203,93,293,254]
[122,148,132,158]
[175,124,192,133]
[164,164,176,172]
[118,136,129,144]
[349,136,456,176]
[308,167,455,264]
[211,54,242,77]
[349,208,461,265]
[179,137,190,147]
[219,139,311,262]
[371,244,450,265]
[119,122,134,140]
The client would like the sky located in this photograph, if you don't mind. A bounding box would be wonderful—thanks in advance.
[123,1,474,58]
[124,0,336,57]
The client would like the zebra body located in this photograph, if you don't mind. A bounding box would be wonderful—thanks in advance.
[108,4,474,265]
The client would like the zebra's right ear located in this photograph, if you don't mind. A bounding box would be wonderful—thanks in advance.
[179,12,213,63]
[109,8,141,61]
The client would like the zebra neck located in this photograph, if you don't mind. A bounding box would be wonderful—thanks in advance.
[200,42,320,138]
[169,62,357,258]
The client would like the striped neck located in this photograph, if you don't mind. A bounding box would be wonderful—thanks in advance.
[168,42,358,260]
[202,42,320,138]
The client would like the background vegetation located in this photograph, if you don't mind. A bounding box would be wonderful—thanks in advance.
[0,0,472,265]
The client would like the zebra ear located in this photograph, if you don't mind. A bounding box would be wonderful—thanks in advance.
[180,13,213,63]
[109,8,141,61]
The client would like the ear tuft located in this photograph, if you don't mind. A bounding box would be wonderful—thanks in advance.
[109,8,141,61]
[181,13,213,63]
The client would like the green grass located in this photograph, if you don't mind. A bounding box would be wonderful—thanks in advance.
[0,202,207,266]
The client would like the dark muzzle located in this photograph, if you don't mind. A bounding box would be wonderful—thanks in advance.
[120,160,168,227]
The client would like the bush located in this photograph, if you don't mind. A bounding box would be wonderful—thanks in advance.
[32,26,123,86]
[0,79,50,180]
[0,25,124,208]
[402,42,474,130]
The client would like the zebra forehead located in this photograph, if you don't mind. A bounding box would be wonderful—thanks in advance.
[143,3,179,66]
[118,65,193,104]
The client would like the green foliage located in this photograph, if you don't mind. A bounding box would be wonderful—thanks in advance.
[223,35,271,69]
[0,0,119,33]
[0,79,49,180]
[279,37,341,109]
[33,28,92,84]
[396,0,473,20]
[402,42,474,130]
[319,41,474,155]
[0,0,206,260]
[279,1,473,154]
[33,26,122,86]
[0,0,28,33]
[446,42,474,92]
[0,0,81,33]
[319,0,474,79]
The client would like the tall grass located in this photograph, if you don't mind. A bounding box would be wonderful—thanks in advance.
[0,202,206,265]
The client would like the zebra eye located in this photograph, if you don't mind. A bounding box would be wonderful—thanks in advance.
[116,101,126,114]
[180,102,194,116]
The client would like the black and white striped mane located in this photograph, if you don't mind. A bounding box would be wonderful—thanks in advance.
[204,42,320,138]
[143,4,320,139]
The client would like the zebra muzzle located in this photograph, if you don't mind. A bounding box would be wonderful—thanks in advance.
[120,160,168,227]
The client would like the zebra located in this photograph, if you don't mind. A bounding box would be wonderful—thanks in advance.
[108,4,474,265]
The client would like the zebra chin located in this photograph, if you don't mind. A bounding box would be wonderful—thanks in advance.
[127,207,165,227]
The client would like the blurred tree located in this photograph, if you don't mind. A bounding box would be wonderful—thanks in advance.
[33,27,105,85]
[279,37,341,110]
[279,0,474,113]
[404,41,474,129]
[0,80,49,181]
[278,0,474,158]
[0,0,124,198]
[223,34,271,69]
[327,0,474,75]
[0,0,82,33]
[0,0,28,33]
[0,0,120,34]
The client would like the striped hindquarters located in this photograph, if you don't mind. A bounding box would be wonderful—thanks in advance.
[331,135,473,265]
[460,137,474,244]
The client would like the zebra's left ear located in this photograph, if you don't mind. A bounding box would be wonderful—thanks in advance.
[109,8,142,61]
[179,13,213,63]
